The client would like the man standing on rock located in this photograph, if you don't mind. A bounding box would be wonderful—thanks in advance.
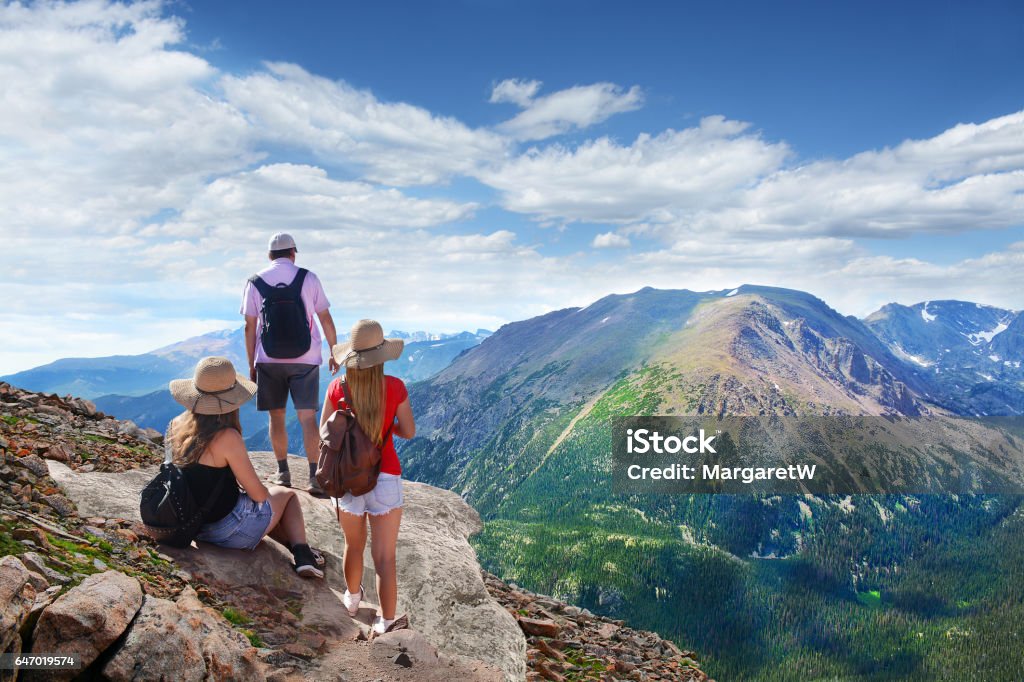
[241,233,339,493]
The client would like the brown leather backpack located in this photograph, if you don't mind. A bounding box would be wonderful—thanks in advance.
[316,380,392,498]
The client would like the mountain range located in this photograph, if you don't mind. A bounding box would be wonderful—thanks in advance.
[865,300,1024,416]
[396,285,1023,680]
[1,326,491,451]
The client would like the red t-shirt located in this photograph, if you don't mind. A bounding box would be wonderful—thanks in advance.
[325,375,408,476]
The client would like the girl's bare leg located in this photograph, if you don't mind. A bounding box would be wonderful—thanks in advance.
[368,508,402,620]
[339,509,369,594]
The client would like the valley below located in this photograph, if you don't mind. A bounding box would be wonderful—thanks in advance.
[399,286,1024,680]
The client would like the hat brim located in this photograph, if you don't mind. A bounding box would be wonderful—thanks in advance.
[169,373,257,415]
[332,339,404,369]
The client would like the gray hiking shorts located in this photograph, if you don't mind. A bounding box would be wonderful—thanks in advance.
[255,362,320,411]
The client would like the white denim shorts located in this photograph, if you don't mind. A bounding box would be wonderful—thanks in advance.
[333,473,404,516]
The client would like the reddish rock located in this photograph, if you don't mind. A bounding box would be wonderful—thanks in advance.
[282,642,316,659]
[12,527,52,550]
[536,638,566,661]
[45,443,72,462]
[535,660,566,682]
[518,617,560,639]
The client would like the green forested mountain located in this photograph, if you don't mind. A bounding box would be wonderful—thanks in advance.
[401,286,1024,681]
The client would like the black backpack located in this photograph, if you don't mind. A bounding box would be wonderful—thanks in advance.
[249,269,311,359]
[140,441,225,547]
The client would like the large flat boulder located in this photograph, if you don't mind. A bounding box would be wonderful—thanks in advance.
[48,452,526,680]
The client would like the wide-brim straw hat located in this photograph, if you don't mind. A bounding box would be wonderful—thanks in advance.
[169,356,257,415]
[332,319,404,369]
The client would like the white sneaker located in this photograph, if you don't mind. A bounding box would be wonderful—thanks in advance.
[343,586,362,616]
[372,616,395,634]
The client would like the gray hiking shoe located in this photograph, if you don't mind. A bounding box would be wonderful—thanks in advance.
[307,474,325,496]
[270,469,291,487]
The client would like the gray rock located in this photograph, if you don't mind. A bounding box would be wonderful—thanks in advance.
[372,628,439,666]
[18,454,49,477]
[69,398,97,417]
[21,585,62,642]
[116,419,143,439]
[103,595,206,682]
[43,494,76,516]
[31,571,143,680]
[103,588,264,682]
[0,556,36,653]
[25,570,49,591]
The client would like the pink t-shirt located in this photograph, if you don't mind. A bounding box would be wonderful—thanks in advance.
[240,259,330,366]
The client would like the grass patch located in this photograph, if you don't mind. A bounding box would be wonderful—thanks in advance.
[222,607,250,626]
[856,590,883,609]
[84,533,115,554]
[1,414,19,426]
[49,535,100,557]
[146,549,172,568]
[0,528,26,556]
[564,647,610,679]
[241,629,264,647]
[82,433,116,444]
[284,598,303,619]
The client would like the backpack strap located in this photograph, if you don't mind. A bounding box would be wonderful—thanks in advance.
[163,426,174,464]
[248,274,273,298]
[287,268,308,293]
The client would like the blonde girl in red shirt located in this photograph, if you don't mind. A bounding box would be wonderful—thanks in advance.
[320,319,416,635]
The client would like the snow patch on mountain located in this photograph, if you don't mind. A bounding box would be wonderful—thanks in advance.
[921,303,936,323]
[970,321,1011,345]
[892,345,934,368]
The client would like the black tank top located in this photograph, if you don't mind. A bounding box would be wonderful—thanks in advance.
[183,463,239,524]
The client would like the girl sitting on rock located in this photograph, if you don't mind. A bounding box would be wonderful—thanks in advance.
[322,320,416,635]
[168,356,324,578]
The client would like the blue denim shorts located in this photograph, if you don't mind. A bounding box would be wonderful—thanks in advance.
[333,473,404,516]
[196,493,273,550]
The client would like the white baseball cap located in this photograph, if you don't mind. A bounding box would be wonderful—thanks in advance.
[268,232,297,252]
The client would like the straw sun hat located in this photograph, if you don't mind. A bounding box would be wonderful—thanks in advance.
[169,357,257,415]
[332,319,404,369]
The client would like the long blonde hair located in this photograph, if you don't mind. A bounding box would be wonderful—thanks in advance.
[345,364,385,446]
[169,410,242,466]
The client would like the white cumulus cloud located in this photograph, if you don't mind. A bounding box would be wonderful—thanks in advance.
[490,78,542,106]
[592,232,631,249]
[480,116,789,222]
[494,81,644,141]
[222,62,508,186]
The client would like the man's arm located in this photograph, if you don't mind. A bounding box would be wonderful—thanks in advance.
[317,309,340,374]
[244,315,258,382]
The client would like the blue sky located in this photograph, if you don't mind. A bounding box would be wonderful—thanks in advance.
[181,0,1024,155]
[0,0,1023,374]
